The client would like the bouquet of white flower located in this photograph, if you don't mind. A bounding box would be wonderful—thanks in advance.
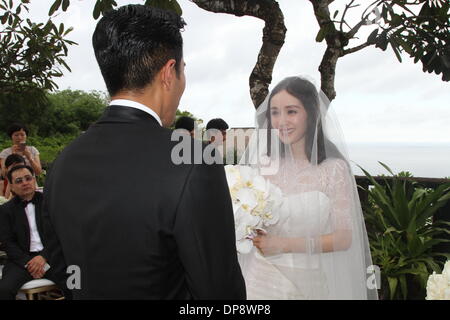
[426,260,450,300]
[0,196,9,205]
[225,165,283,254]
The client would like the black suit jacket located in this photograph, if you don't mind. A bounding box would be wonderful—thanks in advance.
[42,105,246,299]
[0,192,49,267]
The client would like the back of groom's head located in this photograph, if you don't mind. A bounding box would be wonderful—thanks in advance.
[92,5,186,97]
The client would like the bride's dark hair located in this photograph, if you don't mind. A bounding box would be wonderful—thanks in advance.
[264,77,344,164]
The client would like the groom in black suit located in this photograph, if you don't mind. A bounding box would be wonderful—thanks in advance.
[42,5,246,299]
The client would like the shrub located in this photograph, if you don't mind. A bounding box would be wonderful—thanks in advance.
[360,162,450,299]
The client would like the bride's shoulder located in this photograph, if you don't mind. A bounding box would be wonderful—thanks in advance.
[320,157,349,169]
[319,158,351,178]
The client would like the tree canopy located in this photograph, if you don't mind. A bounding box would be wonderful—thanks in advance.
[47,0,449,105]
[0,0,76,93]
[2,0,447,109]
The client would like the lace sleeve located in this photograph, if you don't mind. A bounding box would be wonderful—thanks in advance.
[322,158,354,231]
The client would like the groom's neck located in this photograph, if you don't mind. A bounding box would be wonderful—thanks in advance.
[112,86,163,119]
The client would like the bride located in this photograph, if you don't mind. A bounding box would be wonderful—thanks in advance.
[237,76,378,300]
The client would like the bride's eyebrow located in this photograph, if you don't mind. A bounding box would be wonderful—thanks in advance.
[285,104,302,109]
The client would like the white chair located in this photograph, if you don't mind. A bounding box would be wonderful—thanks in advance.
[17,279,63,300]
[1,263,63,300]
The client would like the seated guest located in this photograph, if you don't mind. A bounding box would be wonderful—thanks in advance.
[2,154,26,200]
[0,165,71,300]
[206,118,229,145]
[174,116,195,137]
[0,123,42,182]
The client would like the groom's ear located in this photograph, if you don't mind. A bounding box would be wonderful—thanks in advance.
[160,59,177,91]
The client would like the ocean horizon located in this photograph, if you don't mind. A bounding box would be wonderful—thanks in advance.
[347,142,450,179]
[226,129,449,179]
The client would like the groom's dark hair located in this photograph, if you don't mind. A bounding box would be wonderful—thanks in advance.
[92,4,186,97]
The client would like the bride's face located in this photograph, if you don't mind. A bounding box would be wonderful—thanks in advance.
[270,90,308,145]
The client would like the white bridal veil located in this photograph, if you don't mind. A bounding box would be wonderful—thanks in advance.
[238,76,378,300]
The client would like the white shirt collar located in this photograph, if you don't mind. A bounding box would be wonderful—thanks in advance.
[109,99,162,126]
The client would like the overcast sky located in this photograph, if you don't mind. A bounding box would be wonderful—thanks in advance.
[28,0,450,144]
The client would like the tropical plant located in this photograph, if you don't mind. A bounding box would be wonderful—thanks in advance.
[0,0,76,92]
[360,162,450,300]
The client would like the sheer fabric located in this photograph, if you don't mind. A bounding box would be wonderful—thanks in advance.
[238,76,378,300]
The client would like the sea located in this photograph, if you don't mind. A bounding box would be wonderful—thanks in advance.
[347,143,450,179]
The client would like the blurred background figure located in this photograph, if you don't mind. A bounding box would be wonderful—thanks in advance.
[0,123,42,183]
[174,116,195,137]
[206,118,229,145]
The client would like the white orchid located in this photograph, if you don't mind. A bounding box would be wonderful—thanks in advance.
[426,260,450,300]
[225,165,283,254]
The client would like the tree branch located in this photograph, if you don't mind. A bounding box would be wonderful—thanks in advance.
[341,42,373,56]
[346,19,367,39]
[190,0,286,108]
[340,0,355,32]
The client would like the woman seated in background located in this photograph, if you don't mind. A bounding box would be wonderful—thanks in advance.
[0,123,42,185]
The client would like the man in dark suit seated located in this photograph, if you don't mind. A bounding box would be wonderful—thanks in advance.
[0,165,70,300]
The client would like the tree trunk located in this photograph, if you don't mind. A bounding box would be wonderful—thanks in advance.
[318,43,342,102]
[190,0,286,109]
[309,0,344,102]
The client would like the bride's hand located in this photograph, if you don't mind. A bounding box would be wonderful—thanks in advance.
[252,230,285,256]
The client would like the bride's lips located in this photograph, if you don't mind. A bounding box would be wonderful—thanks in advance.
[278,128,294,136]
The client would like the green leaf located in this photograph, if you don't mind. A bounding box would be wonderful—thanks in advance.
[1,13,8,25]
[169,0,182,16]
[58,23,64,35]
[59,59,72,72]
[376,31,388,51]
[64,26,74,36]
[388,277,398,300]
[62,0,70,12]
[398,275,408,300]
[49,0,62,16]
[367,28,379,44]
[315,26,327,43]
[395,37,414,56]
[390,40,402,63]
[93,0,102,20]
[333,10,339,19]
[146,0,182,15]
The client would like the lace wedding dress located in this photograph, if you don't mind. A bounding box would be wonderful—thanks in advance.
[240,158,367,300]
[237,76,377,300]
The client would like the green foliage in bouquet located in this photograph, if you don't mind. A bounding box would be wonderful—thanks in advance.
[360,162,450,300]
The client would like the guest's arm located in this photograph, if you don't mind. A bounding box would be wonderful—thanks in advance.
[0,205,33,267]
[23,147,42,175]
